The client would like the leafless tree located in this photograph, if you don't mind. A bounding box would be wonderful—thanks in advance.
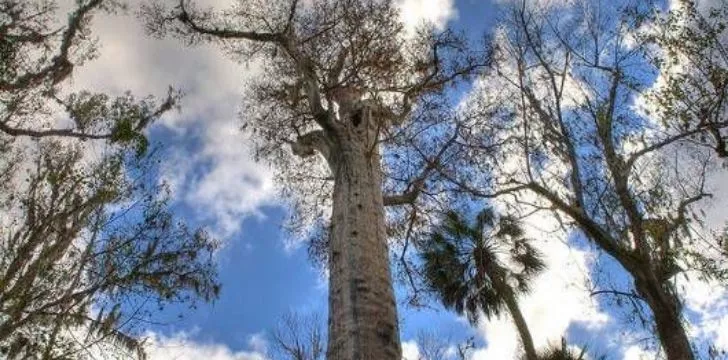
[270,312,325,360]
[142,0,486,358]
[410,330,475,360]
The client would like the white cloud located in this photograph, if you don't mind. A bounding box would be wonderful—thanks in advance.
[402,340,422,360]
[146,332,268,360]
[397,0,457,33]
[677,262,728,352]
[69,1,276,240]
[623,345,653,360]
[247,332,269,354]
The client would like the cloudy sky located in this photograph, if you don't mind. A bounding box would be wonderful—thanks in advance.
[65,0,728,359]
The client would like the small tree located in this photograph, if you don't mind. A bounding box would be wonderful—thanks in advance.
[413,330,475,360]
[143,0,485,358]
[421,208,545,360]
[270,312,326,360]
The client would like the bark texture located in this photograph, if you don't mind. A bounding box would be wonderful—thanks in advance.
[325,106,401,360]
[634,272,694,360]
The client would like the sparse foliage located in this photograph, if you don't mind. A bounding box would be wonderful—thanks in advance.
[640,0,728,160]
[447,1,728,358]
[0,142,219,359]
[0,0,178,151]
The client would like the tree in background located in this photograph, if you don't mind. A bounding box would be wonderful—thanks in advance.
[270,312,325,360]
[143,0,485,358]
[447,1,728,358]
[0,0,177,150]
[0,142,219,359]
[413,330,475,360]
[421,208,545,360]
[0,1,219,358]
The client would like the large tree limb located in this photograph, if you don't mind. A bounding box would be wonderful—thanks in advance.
[175,1,283,42]
[625,120,728,171]
[0,92,175,140]
[289,130,332,162]
[173,0,336,134]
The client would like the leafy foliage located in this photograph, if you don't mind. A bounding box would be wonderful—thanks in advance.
[421,208,545,324]
[0,2,216,358]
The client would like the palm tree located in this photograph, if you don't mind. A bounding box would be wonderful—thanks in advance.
[421,208,546,360]
[531,338,588,360]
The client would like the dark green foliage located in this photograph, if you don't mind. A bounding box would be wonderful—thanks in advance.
[421,208,545,324]
[529,338,596,360]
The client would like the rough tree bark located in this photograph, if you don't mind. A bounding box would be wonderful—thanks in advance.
[634,271,694,360]
[325,105,400,360]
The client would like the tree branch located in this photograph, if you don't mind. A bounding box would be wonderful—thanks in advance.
[0,92,175,140]
[175,0,283,42]
[625,120,728,171]
[173,0,337,134]
[289,130,331,162]
[0,0,103,91]
[383,125,460,206]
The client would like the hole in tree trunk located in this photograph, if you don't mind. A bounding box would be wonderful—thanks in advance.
[351,108,363,127]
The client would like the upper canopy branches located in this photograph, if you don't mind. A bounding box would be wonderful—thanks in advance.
[0,0,178,152]
[144,0,487,146]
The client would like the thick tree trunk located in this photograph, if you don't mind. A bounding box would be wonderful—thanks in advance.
[325,120,401,359]
[634,271,694,360]
[502,290,537,360]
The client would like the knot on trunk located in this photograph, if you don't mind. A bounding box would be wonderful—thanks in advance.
[290,130,331,162]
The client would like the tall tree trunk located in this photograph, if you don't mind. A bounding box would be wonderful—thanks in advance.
[500,284,537,360]
[325,116,401,360]
[634,271,694,360]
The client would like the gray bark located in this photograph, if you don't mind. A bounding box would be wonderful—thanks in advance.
[324,106,401,360]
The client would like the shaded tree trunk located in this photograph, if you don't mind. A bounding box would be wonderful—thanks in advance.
[501,289,537,360]
[325,110,401,360]
[633,271,694,360]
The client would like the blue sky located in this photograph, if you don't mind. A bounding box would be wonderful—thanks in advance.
[67,0,728,358]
